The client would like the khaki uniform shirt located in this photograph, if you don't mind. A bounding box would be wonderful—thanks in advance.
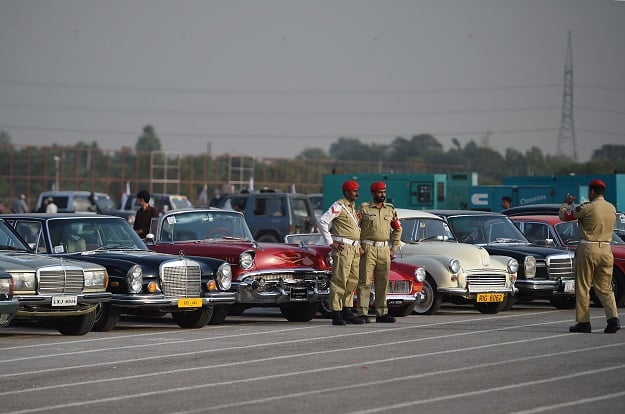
[358,202,402,248]
[318,197,361,245]
[559,196,615,242]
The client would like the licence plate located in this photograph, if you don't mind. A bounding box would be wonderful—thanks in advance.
[290,287,308,301]
[564,280,575,293]
[178,298,202,308]
[52,295,77,306]
[476,293,504,303]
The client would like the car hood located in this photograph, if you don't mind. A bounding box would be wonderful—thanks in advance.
[480,244,573,259]
[0,250,102,270]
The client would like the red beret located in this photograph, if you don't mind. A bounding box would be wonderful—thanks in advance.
[589,179,606,189]
[370,181,387,192]
[342,180,359,191]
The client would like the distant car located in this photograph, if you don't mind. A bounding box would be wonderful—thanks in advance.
[146,208,332,322]
[0,218,111,335]
[0,273,18,328]
[503,203,625,243]
[429,210,576,309]
[2,213,235,330]
[284,233,426,317]
[307,193,323,219]
[215,191,316,242]
[35,191,135,224]
[508,214,625,307]
[121,193,193,214]
[393,209,518,315]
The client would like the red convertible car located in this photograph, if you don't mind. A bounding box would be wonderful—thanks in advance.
[146,208,332,322]
[284,233,426,318]
[509,214,625,307]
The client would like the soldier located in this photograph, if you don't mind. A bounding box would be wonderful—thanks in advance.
[318,180,365,326]
[560,179,620,334]
[357,181,402,323]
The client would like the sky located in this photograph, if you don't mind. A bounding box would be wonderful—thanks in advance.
[1,0,624,163]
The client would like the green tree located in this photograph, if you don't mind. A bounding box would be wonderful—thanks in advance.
[329,137,378,161]
[135,124,162,152]
[298,147,330,160]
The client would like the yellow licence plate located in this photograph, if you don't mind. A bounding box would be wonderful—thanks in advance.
[476,293,505,303]
[178,298,202,308]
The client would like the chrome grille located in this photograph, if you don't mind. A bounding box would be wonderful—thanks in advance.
[161,259,201,297]
[251,272,317,283]
[547,255,575,279]
[388,280,412,294]
[38,266,84,294]
[466,273,507,289]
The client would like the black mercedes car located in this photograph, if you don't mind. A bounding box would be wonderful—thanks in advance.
[1,213,236,330]
[429,210,576,309]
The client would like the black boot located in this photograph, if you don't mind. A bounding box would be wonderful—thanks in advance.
[604,317,621,334]
[569,322,591,333]
[331,311,346,326]
[342,308,365,324]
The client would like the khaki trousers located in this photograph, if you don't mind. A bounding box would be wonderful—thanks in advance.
[575,243,618,323]
[329,244,360,311]
[357,245,390,317]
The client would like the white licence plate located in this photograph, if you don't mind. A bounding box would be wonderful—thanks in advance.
[564,280,575,293]
[52,295,78,306]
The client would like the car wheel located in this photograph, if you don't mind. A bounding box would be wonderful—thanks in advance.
[591,267,625,308]
[412,276,442,315]
[55,309,96,335]
[503,295,517,311]
[228,304,248,316]
[549,296,576,309]
[474,296,507,314]
[317,299,333,318]
[279,302,319,322]
[207,305,229,325]
[92,302,121,332]
[172,307,213,329]
[388,302,416,317]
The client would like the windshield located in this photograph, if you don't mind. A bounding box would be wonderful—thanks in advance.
[158,211,254,242]
[445,215,529,244]
[48,217,147,253]
[400,217,455,243]
[555,220,625,246]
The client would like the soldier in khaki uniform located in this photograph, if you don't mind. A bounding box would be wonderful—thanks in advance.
[318,180,365,326]
[356,181,402,323]
[560,179,620,334]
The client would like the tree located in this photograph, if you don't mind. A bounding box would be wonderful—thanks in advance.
[329,137,378,161]
[135,124,162,152]
[298,147,330,160]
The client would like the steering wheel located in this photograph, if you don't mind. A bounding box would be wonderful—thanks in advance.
[207,227,230,238]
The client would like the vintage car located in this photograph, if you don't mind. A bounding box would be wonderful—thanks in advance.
[393,209,518,315]
[429,210,576,309]
[145,208,332,322]
[0,273,19,328]
[2,213,235,330]
[0,218,111,335]
[508,214,625,307]
[284,233,426,317]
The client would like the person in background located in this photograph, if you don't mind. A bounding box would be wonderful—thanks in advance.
[133,190,159,238]
[501,196,512,210]
[356,181,402,323]
[45,197,58,213]
[11,194,29,213]
[560,179,620,334]
[317,180,365,326]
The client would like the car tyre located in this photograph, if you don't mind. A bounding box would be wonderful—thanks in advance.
[55,309,97,335]
[549,296,576,309]
[389,302,416,317]
[280,302,319,322]
[172,307,213,329]
[207,305,229,325]
[412,276,442,315]
[474,296,507,314]
[92,302,121,332]
[317,299,333,318]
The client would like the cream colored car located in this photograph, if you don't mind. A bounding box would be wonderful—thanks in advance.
[394,209,518,315]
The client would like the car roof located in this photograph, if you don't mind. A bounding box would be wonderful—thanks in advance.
[501,204,562,216]
[1,213,124,220]
[508,215,566,224]
[428,209,507,217]
[395,208,442,220]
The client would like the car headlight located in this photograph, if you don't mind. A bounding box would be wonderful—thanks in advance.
[449,258,461,274]
[84,269,108,288]
[326,252,334,268]
[414,267,426,282]
[0,278,13,298]
[126,265,143,293]
[507,258,519,274]
[524,256,536,278]
[217,263,232,290]
[239,252,254,270]
[10,272,36,291]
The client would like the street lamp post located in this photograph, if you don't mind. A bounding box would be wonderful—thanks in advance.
[54,156,60,191]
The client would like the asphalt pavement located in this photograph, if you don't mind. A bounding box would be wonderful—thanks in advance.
[1,303,624,414]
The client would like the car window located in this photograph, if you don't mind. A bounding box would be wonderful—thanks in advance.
[400,217,454,242]
[14,221,47,253]
[159,211,254,241]
[47,218,146,253]
[446,215,527,244]
[292,198,311,218]
[523,223,550,244]
[554,221,579,245]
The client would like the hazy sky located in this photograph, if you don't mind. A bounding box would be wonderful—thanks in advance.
[1,0,624,162]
